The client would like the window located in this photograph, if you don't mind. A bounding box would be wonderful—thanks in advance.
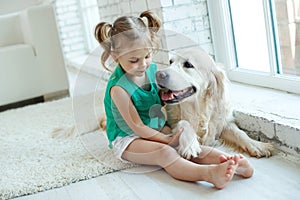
[78,0,100,53]
[55,0,99,59]
[208,0,300,94]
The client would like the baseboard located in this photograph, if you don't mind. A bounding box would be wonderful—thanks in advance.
[0,96,44,112]
[43,89,70,102]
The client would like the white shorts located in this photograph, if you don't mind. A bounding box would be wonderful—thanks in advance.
[112,134,140,162]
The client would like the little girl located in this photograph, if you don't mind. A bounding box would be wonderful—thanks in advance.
[94,10,253,189]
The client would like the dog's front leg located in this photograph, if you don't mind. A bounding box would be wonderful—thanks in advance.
[174,120,202,159]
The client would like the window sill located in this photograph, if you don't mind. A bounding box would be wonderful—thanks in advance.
[229,81,300,155]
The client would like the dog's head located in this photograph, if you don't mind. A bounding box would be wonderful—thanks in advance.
[156,48,226,105]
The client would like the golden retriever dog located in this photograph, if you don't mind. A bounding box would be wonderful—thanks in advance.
[155,48,273,158]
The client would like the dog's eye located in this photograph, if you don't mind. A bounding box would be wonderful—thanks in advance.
[183,61,194,68]
[169,59,174,64]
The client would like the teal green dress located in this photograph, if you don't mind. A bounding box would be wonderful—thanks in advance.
[104,62,166,148]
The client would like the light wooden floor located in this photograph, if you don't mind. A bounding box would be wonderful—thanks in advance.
[14,152,300,200]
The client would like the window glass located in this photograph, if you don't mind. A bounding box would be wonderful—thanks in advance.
[274,0,300,76]
[229,0,270,72]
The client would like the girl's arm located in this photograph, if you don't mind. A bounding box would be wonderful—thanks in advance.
[110,86,181,146]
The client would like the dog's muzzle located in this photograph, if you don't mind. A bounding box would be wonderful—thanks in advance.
[156,71,196,104]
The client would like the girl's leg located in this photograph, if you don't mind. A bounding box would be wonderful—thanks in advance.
[190,146,231,164]
[122,139,237,189]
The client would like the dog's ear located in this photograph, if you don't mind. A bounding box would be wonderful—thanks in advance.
[214,63,227,89]
[206,63,226,97]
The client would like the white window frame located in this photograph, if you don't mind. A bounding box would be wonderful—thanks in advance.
[208,0,300,94]
[78,0,100,53]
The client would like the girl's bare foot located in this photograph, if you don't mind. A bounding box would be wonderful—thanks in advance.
[207,160,237,189]
[219,154,254,178]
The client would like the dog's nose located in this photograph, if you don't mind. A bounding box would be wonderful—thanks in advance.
[156,71,168,80]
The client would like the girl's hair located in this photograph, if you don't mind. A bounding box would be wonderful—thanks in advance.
[94,10,162,71]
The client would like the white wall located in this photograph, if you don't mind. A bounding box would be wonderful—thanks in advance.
[0,0,52,14]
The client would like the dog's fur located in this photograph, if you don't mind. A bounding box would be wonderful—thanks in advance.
[155,48,273,158]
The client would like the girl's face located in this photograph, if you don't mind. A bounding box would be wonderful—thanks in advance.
[111,39,153,77]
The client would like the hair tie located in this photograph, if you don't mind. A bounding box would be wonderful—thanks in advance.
[138,17,147,26]
[110,23,114,32]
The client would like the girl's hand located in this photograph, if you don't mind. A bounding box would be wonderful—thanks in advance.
[168,128,184,147]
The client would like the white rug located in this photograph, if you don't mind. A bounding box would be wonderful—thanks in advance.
[0,96,136,200]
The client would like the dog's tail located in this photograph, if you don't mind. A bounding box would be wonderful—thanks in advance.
[99,115,107,131]
[51,114,107,139]
[51,126,77,139]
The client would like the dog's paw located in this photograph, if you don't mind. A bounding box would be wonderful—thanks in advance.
[175,120,202,159]
[245,140,274,158]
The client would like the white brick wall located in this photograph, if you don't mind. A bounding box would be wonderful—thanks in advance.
[55,0,87,59]
[55,0,213,61]
[96,0,213,58]
[161,0,213,55]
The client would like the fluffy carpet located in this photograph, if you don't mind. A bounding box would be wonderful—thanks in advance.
[0,96,136,200]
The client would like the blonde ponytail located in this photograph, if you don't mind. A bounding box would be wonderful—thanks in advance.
[139,10,161,51]
[140,10,161,33]
[94,22,113,71]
